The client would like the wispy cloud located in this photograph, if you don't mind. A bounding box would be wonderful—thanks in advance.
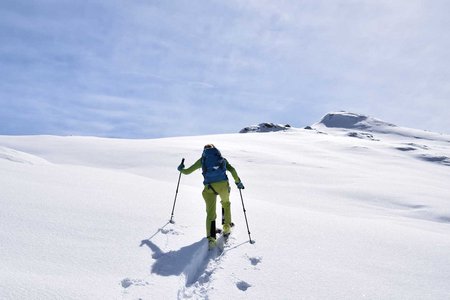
[1,0,450,137]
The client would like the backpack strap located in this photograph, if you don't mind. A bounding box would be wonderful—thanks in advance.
[207,184,219,195]
[201,155,206,174]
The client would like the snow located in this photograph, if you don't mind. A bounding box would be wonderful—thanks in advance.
[1,112,450,299]
[314,111,397,130]
[314,111,450,142]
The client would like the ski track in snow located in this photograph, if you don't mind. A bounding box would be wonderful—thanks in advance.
[121,278,150,289]
[178,235,261,299]
[177,234,234,299]
[136,224,221,298]
[139,225,255,299]
[177,243,219,299]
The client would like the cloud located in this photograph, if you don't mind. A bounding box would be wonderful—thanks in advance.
[1,0,450,137]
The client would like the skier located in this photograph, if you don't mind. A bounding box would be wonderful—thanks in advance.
[177,144,245,249]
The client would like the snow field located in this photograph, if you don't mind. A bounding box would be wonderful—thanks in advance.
[1,116,450,299]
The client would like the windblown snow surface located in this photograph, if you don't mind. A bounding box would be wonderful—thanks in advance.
[1,112,450,299]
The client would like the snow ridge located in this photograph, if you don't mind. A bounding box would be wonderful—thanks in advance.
[0,146,49,165]
[313,111,450,142]
[316,111,396,130]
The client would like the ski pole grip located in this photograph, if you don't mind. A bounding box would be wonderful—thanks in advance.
[181,158,185,164]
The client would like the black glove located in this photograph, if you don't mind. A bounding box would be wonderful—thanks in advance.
[236,181,245,189]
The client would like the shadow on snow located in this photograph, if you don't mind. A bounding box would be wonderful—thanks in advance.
[140,223,251,286]
[140,238,211,285]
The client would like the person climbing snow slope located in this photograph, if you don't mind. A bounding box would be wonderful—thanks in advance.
[178,144,245,249]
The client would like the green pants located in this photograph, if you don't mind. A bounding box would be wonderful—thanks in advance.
[202,180,231,238]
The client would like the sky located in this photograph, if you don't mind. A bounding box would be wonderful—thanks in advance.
[1,0,450,138]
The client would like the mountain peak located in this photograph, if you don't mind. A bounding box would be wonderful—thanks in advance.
[315,111,396,130]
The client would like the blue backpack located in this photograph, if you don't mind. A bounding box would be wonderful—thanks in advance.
[201,147,228,184]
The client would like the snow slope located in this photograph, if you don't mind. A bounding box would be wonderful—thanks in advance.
[1,113,450,299]
[314,111,450,142]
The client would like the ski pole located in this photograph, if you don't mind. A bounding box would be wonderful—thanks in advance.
[169,158,184,224]
[239,189,255,244]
